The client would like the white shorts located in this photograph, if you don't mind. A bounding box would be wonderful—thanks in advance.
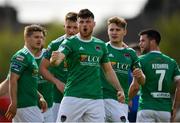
[56,96,105,122]
[136,109,171,122]
[52,102,60,122]
[42,107,54,122]
[104,99,128,122]
[13,106,44,123]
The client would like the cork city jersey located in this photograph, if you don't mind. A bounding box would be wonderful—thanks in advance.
[10,46,39,108]
[36,49,53,108]
[101,42,140,103]
[139,51,180,112]
[59,34,109,99]
[44,35,67,103]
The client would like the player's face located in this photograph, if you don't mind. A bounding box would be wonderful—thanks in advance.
[108,23,126,43]
[139,34,150,54]
[78,17,95,39]
[64,20,78,37]
[26,31,44,50]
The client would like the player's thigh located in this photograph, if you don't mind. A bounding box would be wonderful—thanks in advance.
[156,111,170,122]
[104,99,128,122]
[43,107,54,122]
[136,110,155,122]
[175,108,180,122]
[52,102,60,122]
[82,99,105,122]
[56,97,86,122]
[13,106,44,122]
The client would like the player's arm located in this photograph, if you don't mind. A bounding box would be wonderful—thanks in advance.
[132,68,145,85]
[101,62,125,103]
[37,91,47,113]
[5,72,19,120]
[40,58,64,93]
[50,51,65,66]
[171,79,180,122]
[128,78,140,101]
[0,78,9,97]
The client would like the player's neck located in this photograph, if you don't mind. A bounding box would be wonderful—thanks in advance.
[150,46,160,52]
[34,49,42,57]
[25,45,40,56]
[110,41,124,48]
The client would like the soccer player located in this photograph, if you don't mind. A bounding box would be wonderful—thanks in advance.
[35,39,54,122]
[50,9,125,122]
[39,12,78,121]
[129,29,180,122]
[101,16,145,122]
[5,24,47,122]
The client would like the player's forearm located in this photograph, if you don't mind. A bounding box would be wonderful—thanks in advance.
[128,78,140,101]
[105,69,123,92]
[0,79,9,97]
[50,52,65,66]
[172,80,180,110]
[10,78,17,105]
[136,72,145,85]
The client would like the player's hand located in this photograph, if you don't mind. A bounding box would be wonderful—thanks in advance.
[132,68,142,79]
[5,103,17,120]
[55,80,65,93]
[50,51,61,66]
[128,100,133,108]
[39,97,48,113]
[170,108,176,122]
[117,90,125,103]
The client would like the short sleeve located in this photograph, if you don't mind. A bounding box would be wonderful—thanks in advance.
[10,54,28,75]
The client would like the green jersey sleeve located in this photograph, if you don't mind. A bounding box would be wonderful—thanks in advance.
[100,43,109,64]
[59,38,72,57]
[10,54,28,75]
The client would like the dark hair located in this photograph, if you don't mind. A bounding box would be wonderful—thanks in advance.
[139,29,161,45]
[24,24,46,37]
[107,16,127,29]
[65,12,78,22]
[78,9,94,19]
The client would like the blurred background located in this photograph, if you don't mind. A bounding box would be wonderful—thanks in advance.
[0,0,180,121]
[0,0,180,80]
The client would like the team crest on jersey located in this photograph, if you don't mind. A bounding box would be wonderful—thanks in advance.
[95,45,101,51]
[124,53,130,58]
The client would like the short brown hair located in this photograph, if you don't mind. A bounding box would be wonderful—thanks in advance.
[24,24,47,37]
[107,16,127,29]
[65,12,78,22]
[78,9,94,19]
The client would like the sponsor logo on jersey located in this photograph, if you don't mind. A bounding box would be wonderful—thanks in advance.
[11,63,22,72]
[16,55,24,61]
[80,54,100,66]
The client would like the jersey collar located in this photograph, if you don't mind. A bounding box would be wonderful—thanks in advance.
[77,33,93,43]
